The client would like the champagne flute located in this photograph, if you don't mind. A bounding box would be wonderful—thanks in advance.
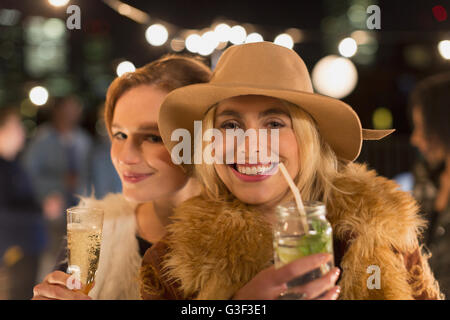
[66,207,104,295]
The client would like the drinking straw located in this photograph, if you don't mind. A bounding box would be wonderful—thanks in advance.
[278,163,309,232]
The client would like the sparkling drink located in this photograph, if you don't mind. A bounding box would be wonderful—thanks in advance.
[273,201,334,298]
[66,207,103,294]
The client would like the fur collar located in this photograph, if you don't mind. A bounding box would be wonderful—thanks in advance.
[162,162,442,299]
[76,193,142,300]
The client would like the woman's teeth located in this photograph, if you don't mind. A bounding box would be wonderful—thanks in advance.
[235,163,275,175]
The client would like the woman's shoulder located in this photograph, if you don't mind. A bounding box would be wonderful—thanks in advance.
[76,193,137,220]
[171,194,258,225]
[328,162,426,249]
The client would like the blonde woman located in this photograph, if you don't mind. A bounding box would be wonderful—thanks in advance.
[32,55,211,300]
[140,42,443,300]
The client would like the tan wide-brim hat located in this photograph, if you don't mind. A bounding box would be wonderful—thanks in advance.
[159,41,394,162]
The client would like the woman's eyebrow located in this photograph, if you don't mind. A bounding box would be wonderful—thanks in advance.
[259,108,290,118]
[137,123,159,131]
[215,107,289,119]
[215,110,242,119]
[110,123,159,132]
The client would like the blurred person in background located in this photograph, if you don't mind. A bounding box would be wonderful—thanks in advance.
[0,106,47,299]
[22,95,92,279]
[88,103,121,199]
[409,72,450,297]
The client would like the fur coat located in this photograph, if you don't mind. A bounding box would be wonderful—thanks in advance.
[75,193,142,300]
[141,163,444,300]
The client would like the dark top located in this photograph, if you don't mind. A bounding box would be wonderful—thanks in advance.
[136,235,152,256]
[0,157,47,258]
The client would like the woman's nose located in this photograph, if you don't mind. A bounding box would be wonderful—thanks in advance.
[118,139,141,165]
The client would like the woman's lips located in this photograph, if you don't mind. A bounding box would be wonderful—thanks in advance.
[122,172,153,184]
[229,163,278,182]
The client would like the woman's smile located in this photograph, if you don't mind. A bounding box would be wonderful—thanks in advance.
[228,162,279,182]
[121,171,154,184]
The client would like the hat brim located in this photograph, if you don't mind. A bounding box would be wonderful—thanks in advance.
[159,83,363,162]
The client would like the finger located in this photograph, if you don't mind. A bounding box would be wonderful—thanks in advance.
[315,286,341,300]
[271,253,332,286]
[43,271,71,286]
[289,267,340,299]
[32,296,57,300]
[33,283,91,300]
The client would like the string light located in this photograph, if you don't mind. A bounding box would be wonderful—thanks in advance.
[185,34,202,53]
[338,37,358,58]
[29,86,49,106]
[48,0,70,7]
[229,25,247,45]
[214,23,231,43]
[116,61,136,77]
[311,55,358,99]
[145,24,168,46]
[246,33,264,43]
[198,31,219,56]
[274,33,294,49]
[438,40,450,60]
[170,38,185,52]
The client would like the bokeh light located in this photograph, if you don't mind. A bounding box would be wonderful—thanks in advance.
[351,30,370,45]
[246,32,264,43]
[170,38,185,52]
[347,4,366,27]
[116,61,136,77]
[48,0,70,7]
[29,86,49,106]
[145,24,168,46]
[338,37,357,58]
[229,25,247,45]
[372,107,393,129]
[311,55,358,99]
[214,23,231,43]
[274,33,294,49]
[20,99,37,118]
[438,40,450,60]
[42,18,66,39]
[198,31,219,56]
[185,34,202,53]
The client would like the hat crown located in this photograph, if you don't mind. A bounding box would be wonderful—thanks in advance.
[211,42,314,93]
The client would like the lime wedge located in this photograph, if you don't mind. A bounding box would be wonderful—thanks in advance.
[277,246,303,264]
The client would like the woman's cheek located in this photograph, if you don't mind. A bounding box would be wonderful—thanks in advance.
[279,131,298,158]
[110,143,121,170]
[144,144,187,180]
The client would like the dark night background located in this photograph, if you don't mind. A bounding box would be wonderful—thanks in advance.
[0,0,449,178]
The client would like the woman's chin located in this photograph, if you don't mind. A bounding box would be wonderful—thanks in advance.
[122,189,152,204]
[233,190,279,207]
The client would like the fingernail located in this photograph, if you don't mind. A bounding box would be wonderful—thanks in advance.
[332,286,341,300]
[331,268,340,281]
[334,268,341,277]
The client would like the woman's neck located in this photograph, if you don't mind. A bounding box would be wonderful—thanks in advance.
[135,178,201,243]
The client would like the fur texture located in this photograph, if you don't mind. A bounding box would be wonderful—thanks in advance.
[76,193,142,300]
[157,162,443,300]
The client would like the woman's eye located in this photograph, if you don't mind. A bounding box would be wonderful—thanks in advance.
[266,121,285,129]
[112,132,127,140]
[220,121,241,130]
[145,134,162,143]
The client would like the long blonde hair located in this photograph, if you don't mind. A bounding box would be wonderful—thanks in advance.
[194,97,347,205]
